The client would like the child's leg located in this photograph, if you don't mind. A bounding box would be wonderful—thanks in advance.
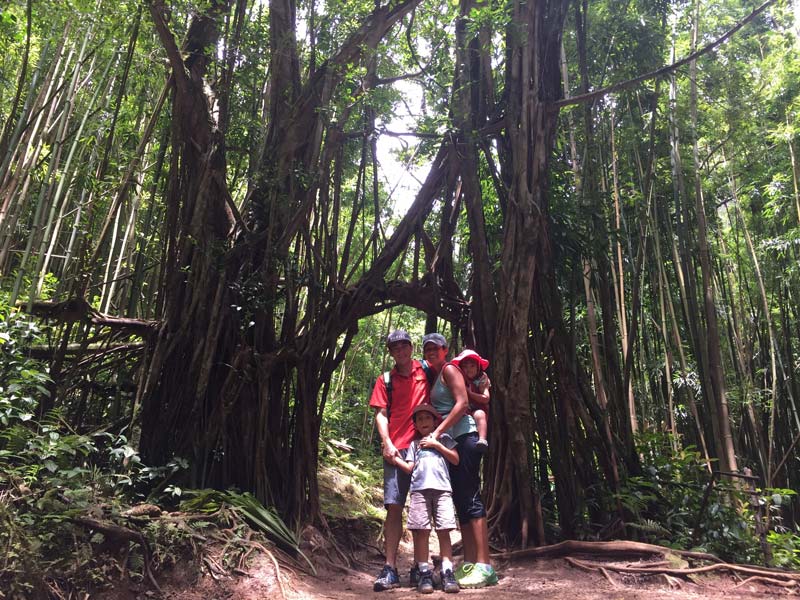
[434,491,460,593]
[412,529,431,565]
[408,491,433,568]
[473,409,487,441]
[435,529,453,563]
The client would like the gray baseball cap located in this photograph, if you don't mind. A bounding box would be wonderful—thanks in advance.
[386,329,412,346]
[422,332,448,349]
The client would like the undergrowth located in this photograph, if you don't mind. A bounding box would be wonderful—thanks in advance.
[0,307,307,598]
[319,439,384,524]
[616,432,800,567]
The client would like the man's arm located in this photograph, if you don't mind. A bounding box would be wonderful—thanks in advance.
[375,407,399,462]
[431,364,469,439]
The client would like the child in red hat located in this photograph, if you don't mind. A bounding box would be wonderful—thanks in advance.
[451,349,491,452]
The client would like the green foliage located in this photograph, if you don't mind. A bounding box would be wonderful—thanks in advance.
[322,309,428,447]
[0,305,188,594]
[318,441,384,525]
[180,488,312,573]
[618,432,800,565]
[768,528,800,569]
[0,309,49,424]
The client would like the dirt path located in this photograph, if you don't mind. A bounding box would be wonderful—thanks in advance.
[148,526,790,599]
[285,533,785,600]
[291,555,783,600]
[151,540,788,599]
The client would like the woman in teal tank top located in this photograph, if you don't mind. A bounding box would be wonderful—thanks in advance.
[430,370,476,439]
[421,333,498,589]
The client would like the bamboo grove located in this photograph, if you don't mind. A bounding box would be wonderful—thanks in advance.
[1,0,799,549]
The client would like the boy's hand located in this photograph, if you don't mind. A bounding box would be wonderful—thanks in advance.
[419,435,440,450]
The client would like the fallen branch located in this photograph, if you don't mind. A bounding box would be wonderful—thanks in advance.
[70,516,162,594]
[599,567,618,588]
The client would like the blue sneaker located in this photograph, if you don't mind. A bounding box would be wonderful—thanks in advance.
[410,565,421,587]
[441,568,460,593]
[417,569,434,594]
[373,564,400,591]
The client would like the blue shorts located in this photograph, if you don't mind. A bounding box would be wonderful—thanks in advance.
[383,451,411,506]
[449,432,486,523]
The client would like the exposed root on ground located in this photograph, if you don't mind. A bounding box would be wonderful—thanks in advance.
[533,542,800,592]
[71,515,162,594]
[495,539,721,562]
[733,576,798,589]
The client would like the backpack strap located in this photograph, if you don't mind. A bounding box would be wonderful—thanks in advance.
[420,359,436,386]
[383,371,393,421]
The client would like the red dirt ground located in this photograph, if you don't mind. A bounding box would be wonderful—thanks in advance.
[150,528,794,599]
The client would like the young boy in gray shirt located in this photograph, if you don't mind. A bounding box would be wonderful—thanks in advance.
[390,403,460,593]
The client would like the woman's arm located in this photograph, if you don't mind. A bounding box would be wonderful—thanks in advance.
[420,437,460,465]
[437,443,459,466]
[431,364,469,439]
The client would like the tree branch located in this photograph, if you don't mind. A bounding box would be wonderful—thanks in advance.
[554,0,778,108]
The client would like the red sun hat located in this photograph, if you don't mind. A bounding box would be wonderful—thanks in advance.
[451,349,489,370]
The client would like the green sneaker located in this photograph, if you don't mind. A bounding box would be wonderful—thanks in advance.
[456,563,498,588]
[454,562,473,580]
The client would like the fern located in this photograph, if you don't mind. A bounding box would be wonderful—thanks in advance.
[628,518,671,537]
[180,489,316,574]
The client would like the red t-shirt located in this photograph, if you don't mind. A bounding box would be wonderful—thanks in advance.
[369,360,430,450]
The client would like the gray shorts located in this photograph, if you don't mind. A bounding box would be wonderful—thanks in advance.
[407,489,457,531]
[383,453,411,506]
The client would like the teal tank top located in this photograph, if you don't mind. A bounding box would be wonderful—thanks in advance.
[430,369,476,439]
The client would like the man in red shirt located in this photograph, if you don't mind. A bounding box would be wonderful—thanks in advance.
[369,330,429,591]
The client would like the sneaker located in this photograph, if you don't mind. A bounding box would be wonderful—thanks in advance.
[373,564,400,591]
[476,438,489,453]
[454,562,473,579]
[441,568,460,593]
[456,563,498,588]
[410,565,420,587]
[417,569,434,594]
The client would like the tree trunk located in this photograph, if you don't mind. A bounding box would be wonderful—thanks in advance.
[139,0,432,524]
[485,0,569,547]
[689,2,737,475]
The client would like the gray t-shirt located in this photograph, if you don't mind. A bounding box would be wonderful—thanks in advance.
[406,433,457,493]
